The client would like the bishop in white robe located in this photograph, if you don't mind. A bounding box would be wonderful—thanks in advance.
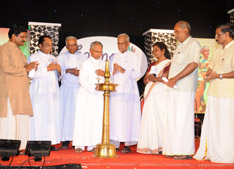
[72,41,105,152]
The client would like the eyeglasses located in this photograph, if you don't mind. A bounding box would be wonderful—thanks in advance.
[215,33,224,38]
[117,42,127,46]
[19,35,27,39]
[91,49,102,53]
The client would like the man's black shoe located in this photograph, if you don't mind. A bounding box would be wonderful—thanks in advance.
[50,146,59,151]
[121,146,131,153]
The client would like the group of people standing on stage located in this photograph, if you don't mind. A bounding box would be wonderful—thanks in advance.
[0,25,141,154]
[138,21,234,163]
[0,20,233,164]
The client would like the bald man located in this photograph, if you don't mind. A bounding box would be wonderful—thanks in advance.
[163,21,201,160]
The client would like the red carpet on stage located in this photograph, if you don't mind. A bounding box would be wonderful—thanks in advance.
[1,139,234,169]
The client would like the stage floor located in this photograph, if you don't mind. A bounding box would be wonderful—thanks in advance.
[1,139,234,169]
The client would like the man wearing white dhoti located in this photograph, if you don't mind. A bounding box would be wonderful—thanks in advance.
[163,21,201,160]
[28,35,61,150]
[0,25,38,150]
[137,42,171,155]
[109,33,142,153]
[57,36,87,149]
[72,41,105,153]
[194,23,234,163]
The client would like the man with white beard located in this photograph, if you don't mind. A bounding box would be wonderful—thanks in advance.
[57,36,87,149]
[109,33,142,153]
[72,41,105,153]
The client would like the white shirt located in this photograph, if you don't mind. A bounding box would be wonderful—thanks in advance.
[169,36,201,92]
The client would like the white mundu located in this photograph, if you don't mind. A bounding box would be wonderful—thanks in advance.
[194,40,234,163]
[57,51,87,142]
[163,36,201,156]
[28,51,61,145]
[109,50,142,147]
[72,57,105,150]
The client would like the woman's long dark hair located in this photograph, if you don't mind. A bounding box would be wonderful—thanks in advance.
[152,42,171,59]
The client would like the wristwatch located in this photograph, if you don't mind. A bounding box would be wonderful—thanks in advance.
[219,74,222,79]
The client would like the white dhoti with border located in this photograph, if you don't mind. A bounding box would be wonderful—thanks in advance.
[163,91,195,155]
[194,96,234,163]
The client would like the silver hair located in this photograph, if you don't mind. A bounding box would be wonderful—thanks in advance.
[201,45,209,50]
[65,36,77,45]
[117,33,130,42]
[90,41,103,49]
[176,21,191,32]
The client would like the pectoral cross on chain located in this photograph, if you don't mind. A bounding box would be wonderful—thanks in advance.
[96,76,101,83]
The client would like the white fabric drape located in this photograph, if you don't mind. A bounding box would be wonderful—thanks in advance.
[194,96,234,163]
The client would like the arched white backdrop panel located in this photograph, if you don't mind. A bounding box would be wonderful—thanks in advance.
[59,36,148,80]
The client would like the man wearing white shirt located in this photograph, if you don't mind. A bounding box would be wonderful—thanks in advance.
[163,21,201,160]
[109,33,142,153]
[72,41,105,153]
[57,36,87,149]
[194,23,234,163]
[28,35,61,151]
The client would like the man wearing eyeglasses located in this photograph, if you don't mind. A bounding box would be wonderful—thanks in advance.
[194,23,234,163]
[109,33,141,153]
[0,24,38,150]
[72,41,105,153]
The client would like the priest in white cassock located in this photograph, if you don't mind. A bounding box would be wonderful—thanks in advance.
[163,21,201,160]
[109,33,142,153]
[28,35,61,151]
[72,41,105,153]
[57,36,87,149]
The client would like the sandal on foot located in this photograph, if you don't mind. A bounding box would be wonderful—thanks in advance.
[165,155,175,157]
[88,148,96,152]
[174,155,192,160]
[75,148,83,153]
